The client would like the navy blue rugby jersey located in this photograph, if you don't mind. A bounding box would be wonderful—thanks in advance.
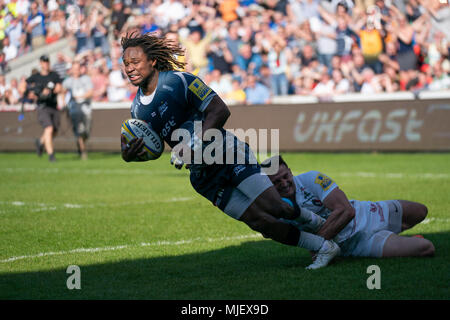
[130,71,217,148]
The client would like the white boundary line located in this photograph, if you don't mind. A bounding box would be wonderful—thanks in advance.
[0,167,177,175]
[0,197,196,214]
[0,233,263,263]
[291,171,450,179]
[3,168,449,179]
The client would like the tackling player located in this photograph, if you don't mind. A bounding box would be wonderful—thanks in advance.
[120,31,340,270]
[262,155,435,260]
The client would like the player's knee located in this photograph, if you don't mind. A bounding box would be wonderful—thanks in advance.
[417,204,428,221]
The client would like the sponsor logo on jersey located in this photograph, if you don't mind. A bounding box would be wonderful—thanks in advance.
[314,173,333,191]
[188,78,212,101]
[233,165,246,177]
[159,101,169,117]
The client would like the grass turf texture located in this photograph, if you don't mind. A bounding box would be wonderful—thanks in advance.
[0,152,449,300]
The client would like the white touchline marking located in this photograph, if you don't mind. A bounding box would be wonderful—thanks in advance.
[0,233,263,263]
[6,168,447,179]
[421,218,450,224]
[290,171,450,179]
[0,197,196,213]
[1,167,177,176]
[334,172,450,179]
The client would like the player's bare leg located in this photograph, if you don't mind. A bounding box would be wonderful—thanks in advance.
[382,233,435,257]
[78,137,87,160]
[398,200,428,231]
[41,126,55,160]
[240,187,340,269]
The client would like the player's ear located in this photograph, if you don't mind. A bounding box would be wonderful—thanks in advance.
[150,59,156,67]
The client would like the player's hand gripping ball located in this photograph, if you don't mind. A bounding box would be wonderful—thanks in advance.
[121,119,164,161]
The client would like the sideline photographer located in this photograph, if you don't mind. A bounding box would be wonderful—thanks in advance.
[26,55,63,162]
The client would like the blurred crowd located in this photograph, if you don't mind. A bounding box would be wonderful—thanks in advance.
[1,0,450,106]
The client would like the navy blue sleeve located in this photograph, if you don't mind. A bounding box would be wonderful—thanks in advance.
[172,72,217,113]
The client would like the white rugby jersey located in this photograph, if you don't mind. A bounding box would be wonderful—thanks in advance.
[293,171,384,243]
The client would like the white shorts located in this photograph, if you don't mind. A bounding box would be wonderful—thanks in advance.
[339,200,403,258]
[223,173,273,220]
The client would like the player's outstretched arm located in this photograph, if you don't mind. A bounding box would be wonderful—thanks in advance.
[202,95,231,135]
[317,188,355,240]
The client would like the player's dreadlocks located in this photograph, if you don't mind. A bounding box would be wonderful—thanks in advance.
[121,31,186,72]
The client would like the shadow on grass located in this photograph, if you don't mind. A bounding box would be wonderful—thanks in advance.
[1,232,449,300]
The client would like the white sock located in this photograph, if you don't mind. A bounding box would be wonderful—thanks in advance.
[298,231,325,252]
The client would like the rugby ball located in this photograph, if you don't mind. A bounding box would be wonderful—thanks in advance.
[121,118,164,160]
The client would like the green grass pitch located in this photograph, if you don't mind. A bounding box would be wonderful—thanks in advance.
[0,152,449,300]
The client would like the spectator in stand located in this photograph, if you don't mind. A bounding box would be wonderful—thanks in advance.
[6,16,22,52]
[428,62,450,91]
[16,32,30,57]
[157,0,188,28]
[90,10,109,55]
[0,75,7,103]
[111,0,131,38]
[310,11,337,73]
[181,28,213,77]
[225,22,243,65]
[424,31,449,69]
[312,70,334,98]
[378,41,400,74]
[16,0,30,17]
[18,75,29,102]
[299,76,316,95]
[45,8,64,44]
[332,69,351,94]
[226,78,246,105]
[219,0,239,23]
[179,0,215,36]
[236,43,264,77]
[299,44,318,68]
[385,6,417,72]
[342,51,367,92]
[355,9,384,74]
[360,67,382,94]
[230,64,247,84]
[268,37,289,96]
[74,15,91,55]
[2,36,18,62]
[207,69,232,98]
[317,5,357,63]
[405,0,422,23]
[259,64,274,93]
[164,30,186,71]
[90,65,108,102]
[52,52,70,81]
[419,0,450,42]
[107,61,128,102]
[244,74,271,105]
[27,1,46,49]
[6,77,21,104]
[207,39,233,75]
[287,0,321,25]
